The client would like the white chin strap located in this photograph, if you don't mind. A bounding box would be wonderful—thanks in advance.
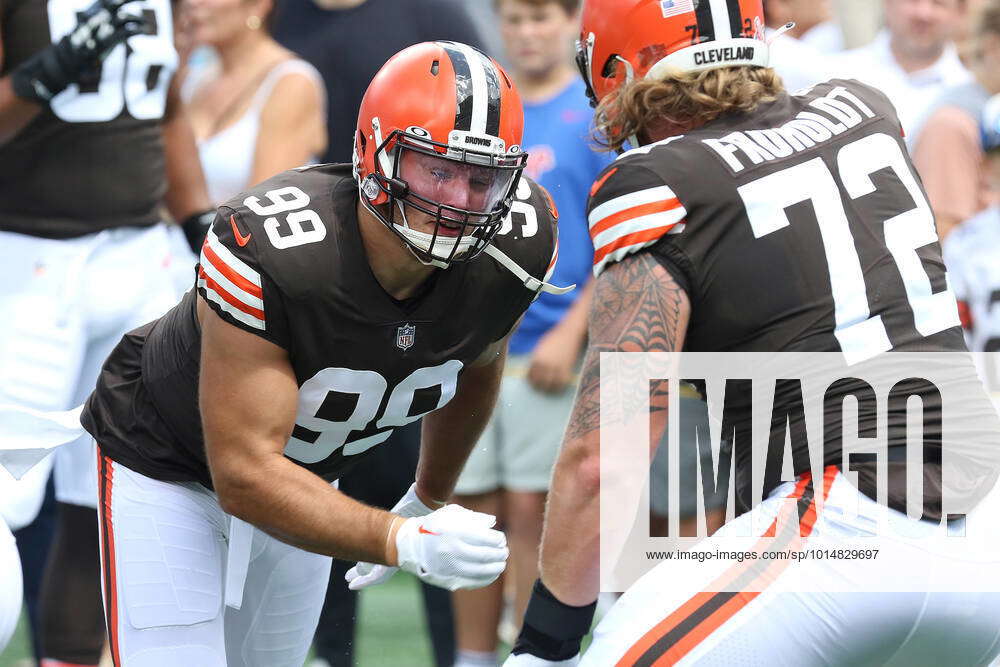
[390,196,575,297]
[392,199,479,269]
[484,245,574,296]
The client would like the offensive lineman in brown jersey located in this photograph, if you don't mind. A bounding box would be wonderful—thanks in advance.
[507,1,1000,666]
[78,41,568,665]
[0,0,212,663]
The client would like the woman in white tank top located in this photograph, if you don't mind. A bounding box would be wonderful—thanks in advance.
[179,0,326,205]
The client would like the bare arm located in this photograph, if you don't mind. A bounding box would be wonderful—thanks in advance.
[198,298,399,564]
[528,279,595,393]
[162,74,211,220]
[910,107,982,241]
[416,337,508,505]
[539,253,691,606]
[249,72,326,186]
[0,23,44,145]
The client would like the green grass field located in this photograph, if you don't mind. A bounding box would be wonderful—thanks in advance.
[0,572,455,667]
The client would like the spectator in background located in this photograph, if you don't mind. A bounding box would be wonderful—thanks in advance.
[271,0,485,163]
[764,0,836,91]
[957,0,990,62]
[830,0,972,143]
[799,9,846,53]
[450,1,611,666]
[765,0,835,44]
[912,0,1000,239]
[943,92,1000,356]
[457,0,508,66]
[181,0,326,205]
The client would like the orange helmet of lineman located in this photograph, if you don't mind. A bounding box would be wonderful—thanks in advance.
[576,0,771,108]
[355,41,527,267]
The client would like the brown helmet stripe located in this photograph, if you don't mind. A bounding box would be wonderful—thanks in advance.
[727,0,744,37]
[438,41,502,137]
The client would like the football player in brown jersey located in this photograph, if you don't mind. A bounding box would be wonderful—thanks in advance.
[0,0,213,663]
[79,41,569,665]
[507,1,1000,666]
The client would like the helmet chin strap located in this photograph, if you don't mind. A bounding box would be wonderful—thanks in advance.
[392,198,482,269]
[358,177,574,296]
[394,199,451,269]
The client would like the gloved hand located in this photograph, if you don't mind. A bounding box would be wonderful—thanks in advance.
[11,0,147,104]
[394,504,508,591]
[344,482,438,591]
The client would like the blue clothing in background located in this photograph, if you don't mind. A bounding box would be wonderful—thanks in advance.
[509,78,614,355]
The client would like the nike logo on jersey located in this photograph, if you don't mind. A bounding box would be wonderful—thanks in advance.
[230,215,252,247]
[590,167,618,197]
[418,526,440,536]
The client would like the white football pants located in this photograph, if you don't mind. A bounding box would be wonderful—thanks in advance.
[0,225,183,510]
[96,453,332,667]
[0,518,23,654]
[585,468,1000,666]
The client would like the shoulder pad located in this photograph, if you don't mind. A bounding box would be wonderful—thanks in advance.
[587,160,687,276]
[198,164,352,337]
[199,209,269,332]
[490,176,559,278]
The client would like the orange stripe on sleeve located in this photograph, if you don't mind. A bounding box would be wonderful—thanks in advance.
[198,268,266,321]
[202,243,263,300]
[593,223,684,266]
[590,198,682,238]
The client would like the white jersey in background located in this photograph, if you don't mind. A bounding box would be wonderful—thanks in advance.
[829,30,971,144]
[766,28,834,92]
[943,206,1000,354]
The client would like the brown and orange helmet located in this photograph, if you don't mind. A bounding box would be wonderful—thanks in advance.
[576,0,771,108]
[354,41,527,267]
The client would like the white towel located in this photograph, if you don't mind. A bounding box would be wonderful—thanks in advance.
[0,404,85,479]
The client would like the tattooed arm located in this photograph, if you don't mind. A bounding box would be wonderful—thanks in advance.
[539,251,691,606]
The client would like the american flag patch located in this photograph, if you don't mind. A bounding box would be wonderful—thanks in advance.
[660,0,694,18]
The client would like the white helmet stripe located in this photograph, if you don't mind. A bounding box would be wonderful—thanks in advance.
[448,41,491,134]
[708,0,735,40]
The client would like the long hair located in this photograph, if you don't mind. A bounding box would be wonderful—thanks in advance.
[594,66,785,152]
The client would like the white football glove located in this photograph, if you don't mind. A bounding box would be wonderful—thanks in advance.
[394,504,508,591]
[345,483,436,591]
[502,654,580,667]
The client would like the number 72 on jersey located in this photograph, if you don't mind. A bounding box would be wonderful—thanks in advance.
[738,132,960,365]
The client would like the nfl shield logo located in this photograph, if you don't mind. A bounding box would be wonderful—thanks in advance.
[396,323,416,350]
[660,0,693,18]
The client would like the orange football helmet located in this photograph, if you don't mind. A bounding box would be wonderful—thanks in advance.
[354,41,527,267]
[576,0,770,107]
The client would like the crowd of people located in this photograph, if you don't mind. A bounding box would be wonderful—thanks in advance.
[2,0,1000,665]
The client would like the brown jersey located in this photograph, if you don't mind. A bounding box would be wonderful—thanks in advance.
[82,164,559,487]
[587,79,970,516]
[0,0,177,238]
[589,79,965,357]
